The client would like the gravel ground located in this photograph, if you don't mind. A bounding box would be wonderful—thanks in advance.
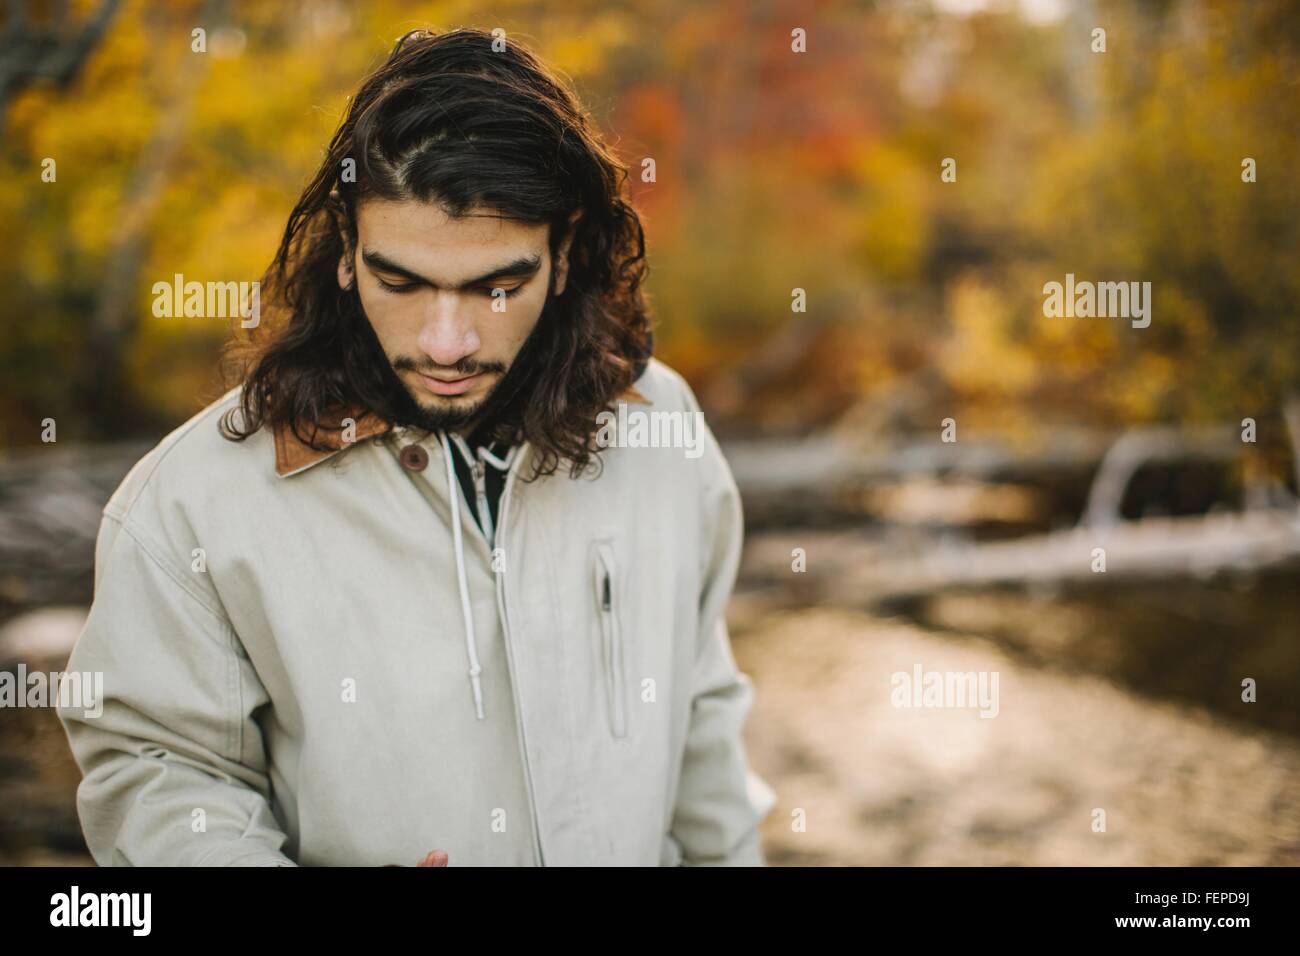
[731,598,1300,866]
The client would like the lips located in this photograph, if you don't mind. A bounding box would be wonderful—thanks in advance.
[416,370,486,396]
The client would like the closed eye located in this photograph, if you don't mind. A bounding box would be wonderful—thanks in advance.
[376,277,525,298]
[376,276,420,294]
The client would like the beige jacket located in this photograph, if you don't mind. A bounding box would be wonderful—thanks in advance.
[57,358,777,865]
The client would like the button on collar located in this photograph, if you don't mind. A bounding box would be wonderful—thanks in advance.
[399,443,429,472]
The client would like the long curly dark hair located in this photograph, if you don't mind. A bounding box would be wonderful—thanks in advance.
[220,27,653,480]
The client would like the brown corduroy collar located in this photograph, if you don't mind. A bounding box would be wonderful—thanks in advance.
[273,383,651,478]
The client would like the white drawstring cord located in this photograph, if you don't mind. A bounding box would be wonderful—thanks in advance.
[477,443,519,472]
[441,431,486,721]
[448,432,520,546]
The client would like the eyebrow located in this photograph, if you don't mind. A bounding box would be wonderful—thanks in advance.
[361,249,542,290]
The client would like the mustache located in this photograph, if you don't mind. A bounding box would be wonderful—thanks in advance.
[392,355,507,377]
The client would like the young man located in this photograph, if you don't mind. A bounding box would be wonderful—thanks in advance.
[57,27,776,866]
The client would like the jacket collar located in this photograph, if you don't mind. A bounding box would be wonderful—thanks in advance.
[273,409,392,478]
[273,383,652,478]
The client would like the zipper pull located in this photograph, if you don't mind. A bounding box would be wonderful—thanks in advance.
[602,572,612,611]
[469,456,496,545]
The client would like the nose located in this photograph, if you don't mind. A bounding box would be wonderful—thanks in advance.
[415,291,481,368]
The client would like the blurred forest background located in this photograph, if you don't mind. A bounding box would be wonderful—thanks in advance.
[1,0,1298,442]
[1,0,1298,865]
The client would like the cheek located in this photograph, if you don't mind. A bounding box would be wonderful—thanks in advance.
[499,285,548,348]
[358,286,414,350]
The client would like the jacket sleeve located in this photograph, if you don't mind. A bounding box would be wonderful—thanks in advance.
[57,512,297,866]
[663,388,778,866]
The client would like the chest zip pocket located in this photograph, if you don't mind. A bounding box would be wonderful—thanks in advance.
[592,543,629,739]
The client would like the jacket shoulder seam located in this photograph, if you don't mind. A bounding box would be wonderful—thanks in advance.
[115,517,232,627]
[111,517,243,759]
[104,393,241,523]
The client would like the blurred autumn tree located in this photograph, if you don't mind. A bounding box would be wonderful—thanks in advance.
[0,0,1295,450]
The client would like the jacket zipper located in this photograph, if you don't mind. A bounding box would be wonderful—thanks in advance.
[451,433,496,546]
[403,434,546,865]
[490,444,546,866]
[470,459,494,545]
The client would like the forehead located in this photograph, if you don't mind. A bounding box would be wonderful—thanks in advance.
[356,199,549,267]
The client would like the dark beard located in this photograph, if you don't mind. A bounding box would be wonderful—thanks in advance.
[393,386,490,434]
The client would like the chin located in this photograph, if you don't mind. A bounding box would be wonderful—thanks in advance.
[402,393,485,432]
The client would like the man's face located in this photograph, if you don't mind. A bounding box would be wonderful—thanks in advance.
[339,199,576,434]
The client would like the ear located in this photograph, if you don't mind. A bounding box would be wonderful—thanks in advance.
[333,191,357,291]
[552,208,583,296]
[337,228,356,291]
